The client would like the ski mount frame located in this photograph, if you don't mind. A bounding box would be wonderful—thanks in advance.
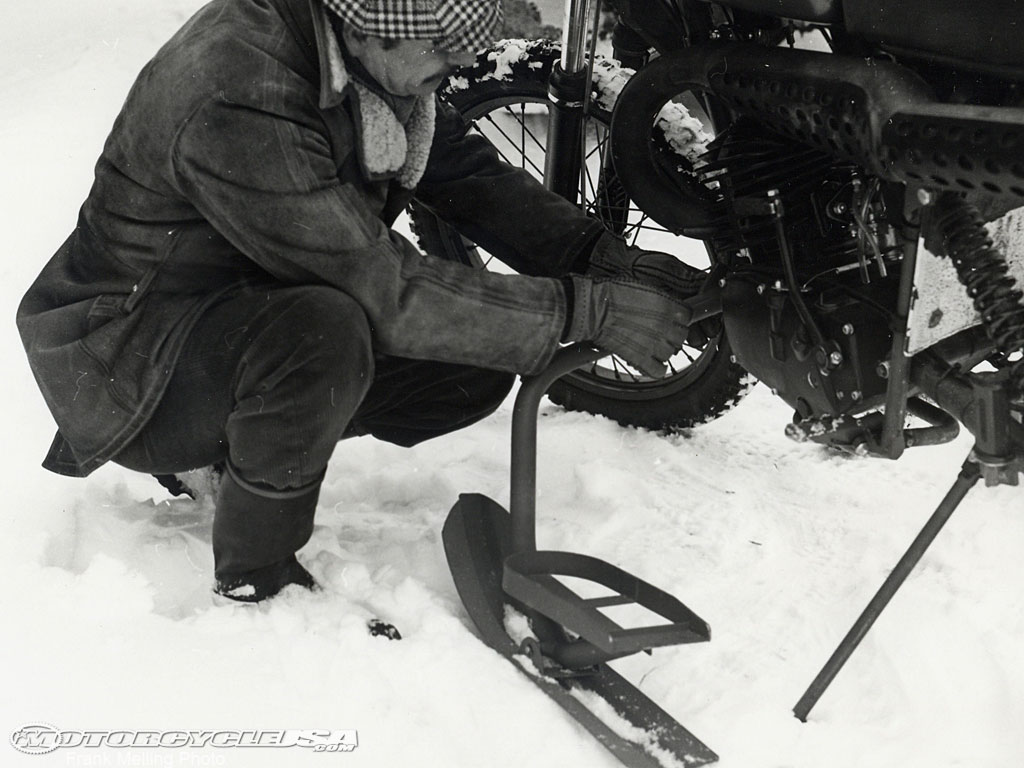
[443,344,718,768]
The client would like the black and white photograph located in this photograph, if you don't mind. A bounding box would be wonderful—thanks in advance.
[3,1,1022,766]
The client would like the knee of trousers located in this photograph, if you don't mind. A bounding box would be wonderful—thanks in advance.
[237,286,375,397]
[227,287,375,481]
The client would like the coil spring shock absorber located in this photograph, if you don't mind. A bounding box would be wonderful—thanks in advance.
[932,193,1024,396]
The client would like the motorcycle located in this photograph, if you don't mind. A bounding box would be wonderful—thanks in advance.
[412,0,1024,460]
[421,0,1024,764]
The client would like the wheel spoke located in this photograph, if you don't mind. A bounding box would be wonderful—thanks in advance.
[470,125,517,167]
[514,109,550,157]
[610,356,626,382]
[474,115,545,177]
[678,346,698,365]
[628,220,678,233]
[582,133,607,163]
[609,356,643,384]
[580,122,611,208]
[581,147,598,203]
[518,104,527,169]
[622,212,652,246]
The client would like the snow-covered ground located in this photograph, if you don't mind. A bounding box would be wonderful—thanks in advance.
[2,3,1022,768]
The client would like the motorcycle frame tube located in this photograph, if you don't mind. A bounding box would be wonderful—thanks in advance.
[910,346,1024,453]
[902,398,960,448]
[877,236,919,459]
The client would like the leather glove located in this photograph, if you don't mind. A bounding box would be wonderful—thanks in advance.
[585,232,702,297]
[565,275,692,378]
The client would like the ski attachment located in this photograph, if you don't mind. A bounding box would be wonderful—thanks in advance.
[443,493,717,768]
[443,345,717,768]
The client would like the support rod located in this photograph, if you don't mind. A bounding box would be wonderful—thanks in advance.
[792,460,981,722]
[510,345,603,554]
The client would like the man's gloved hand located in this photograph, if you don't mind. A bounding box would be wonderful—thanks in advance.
[585,231,702,297]
[565,275,692,379]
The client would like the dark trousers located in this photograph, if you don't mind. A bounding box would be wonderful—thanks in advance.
[113,284,514,576]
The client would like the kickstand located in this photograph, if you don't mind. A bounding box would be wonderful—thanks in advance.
[793,372,1022,721]
[792,459,980,721]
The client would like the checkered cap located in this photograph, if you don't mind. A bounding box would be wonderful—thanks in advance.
[324,0,503,54]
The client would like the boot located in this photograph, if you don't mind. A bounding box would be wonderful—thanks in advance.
[212,465,320,602]
[214,554,317,603]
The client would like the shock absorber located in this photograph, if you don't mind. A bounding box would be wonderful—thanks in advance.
[931,193,1024,396]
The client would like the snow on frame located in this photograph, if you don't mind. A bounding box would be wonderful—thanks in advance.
[1,3,1023,768]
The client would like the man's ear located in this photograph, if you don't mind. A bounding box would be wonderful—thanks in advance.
[340,24,366,57]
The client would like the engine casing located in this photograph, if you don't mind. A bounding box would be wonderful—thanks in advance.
[721,276,896,419]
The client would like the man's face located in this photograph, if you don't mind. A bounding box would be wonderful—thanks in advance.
[345,33,476,98]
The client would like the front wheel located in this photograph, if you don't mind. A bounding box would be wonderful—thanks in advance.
[411,39,751,430]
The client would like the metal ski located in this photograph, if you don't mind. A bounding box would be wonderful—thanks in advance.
[443,345,717,768]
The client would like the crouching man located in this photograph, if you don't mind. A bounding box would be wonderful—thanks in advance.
[17,0,693,606]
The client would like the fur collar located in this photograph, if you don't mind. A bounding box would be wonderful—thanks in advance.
[321,8,435,189]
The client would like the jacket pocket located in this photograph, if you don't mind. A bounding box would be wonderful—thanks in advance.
[123,263,161,313]
[85,254,163,333]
